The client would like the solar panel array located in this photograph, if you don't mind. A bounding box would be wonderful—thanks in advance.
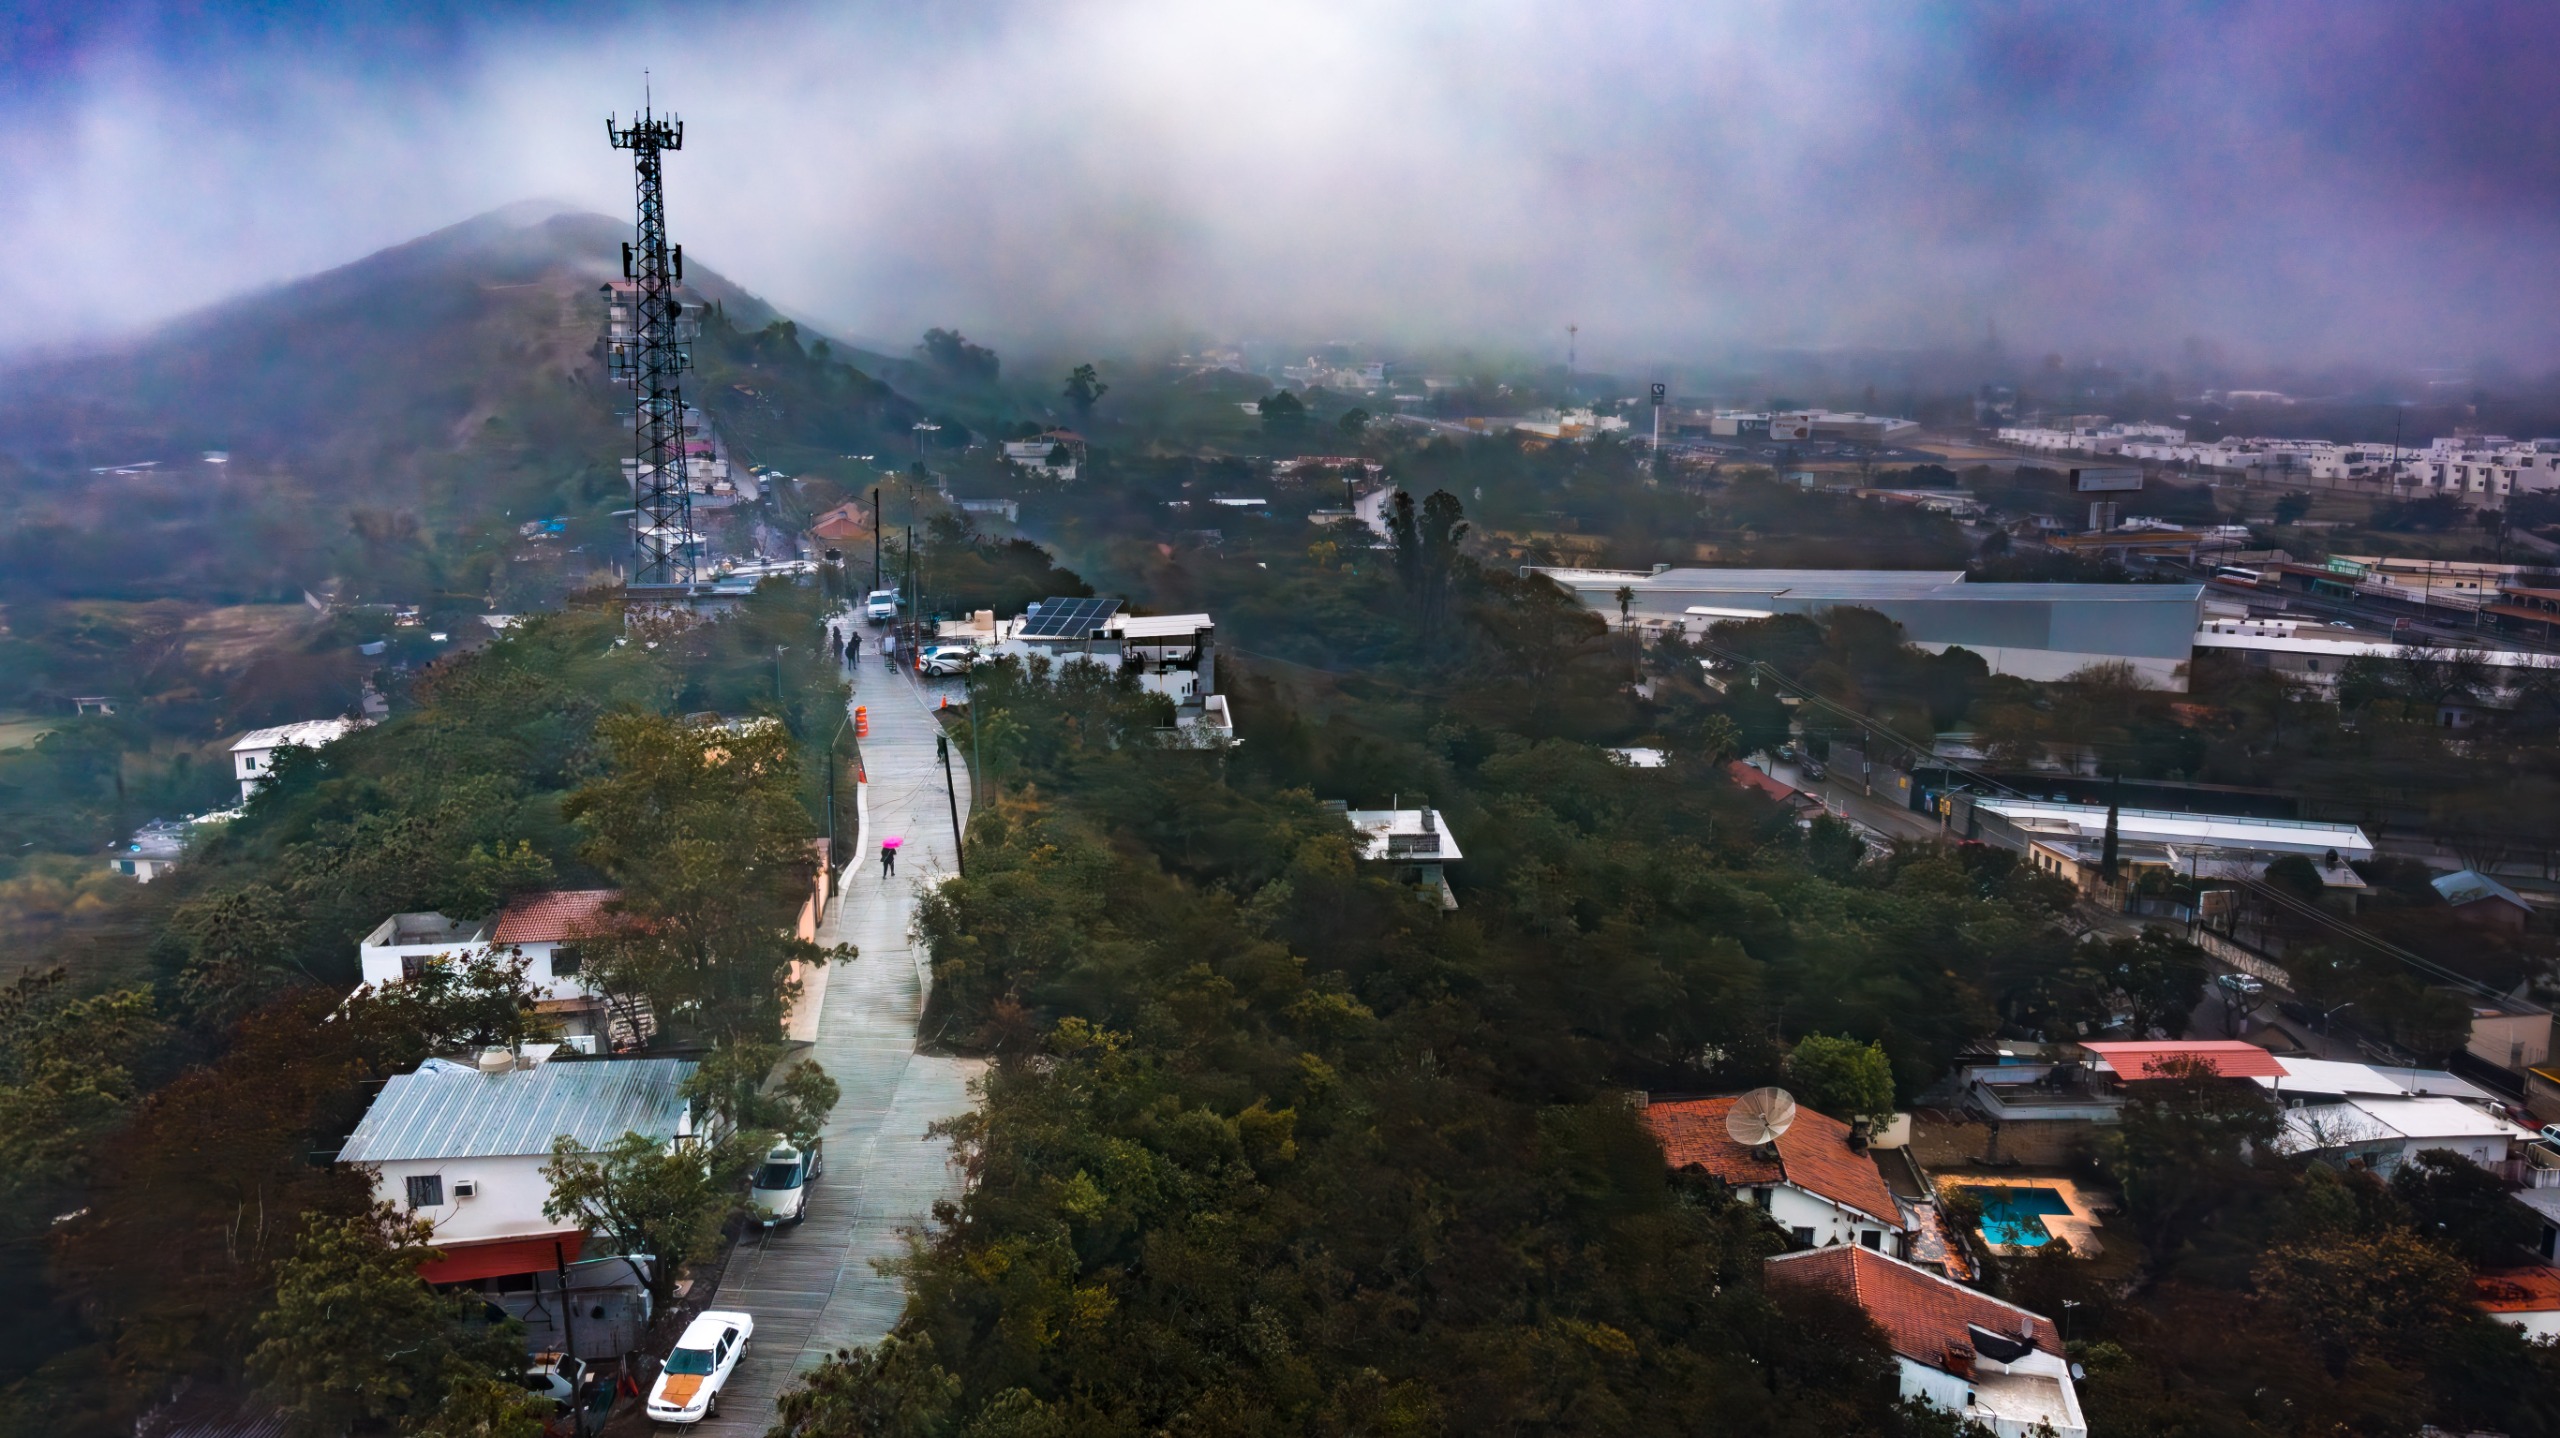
[1017,596,1122,639]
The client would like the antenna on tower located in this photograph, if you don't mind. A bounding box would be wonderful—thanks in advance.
[607,87,696,593]
[1724,1087,1797,1157]
[1567,323,1578,378]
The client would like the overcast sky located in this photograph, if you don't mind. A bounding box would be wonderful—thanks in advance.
[2,0,2555,370]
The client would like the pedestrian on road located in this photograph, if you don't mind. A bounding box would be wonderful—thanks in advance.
[881,842,897,878]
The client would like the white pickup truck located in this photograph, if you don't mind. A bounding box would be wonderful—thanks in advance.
[863,589,900,624]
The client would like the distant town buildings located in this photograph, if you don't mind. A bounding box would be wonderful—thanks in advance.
[1710,410,1920,445]
[1998,421,2560,507]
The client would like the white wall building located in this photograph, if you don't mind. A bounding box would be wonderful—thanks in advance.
[1767,1246,2086,1438]
[229,718,362,801]
[2276,1094,2530,1174]
[335,1052,697,1283]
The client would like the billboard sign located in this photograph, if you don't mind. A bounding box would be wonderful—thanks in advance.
[2072,466,2144,492]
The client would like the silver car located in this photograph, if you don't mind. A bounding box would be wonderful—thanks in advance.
[748,1140,823,1226]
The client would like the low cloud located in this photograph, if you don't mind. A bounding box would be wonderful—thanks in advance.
[0,0,2554,370]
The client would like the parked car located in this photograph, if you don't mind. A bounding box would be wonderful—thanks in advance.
[919,644,978,677]
[2215,972,2266,997]
[1798,757,1826,781]
[748,1139,824,1226]
[646,1311,753,1425]
[522,1353,585,1414]
[2539,1122,2560,1149]
[863,589,900,624]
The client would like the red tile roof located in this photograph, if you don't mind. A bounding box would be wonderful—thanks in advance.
[2473,1267,2560,1314]
[2080,1040,2285,1080]
[492,889,623,945]
[1766,1246,2061,1368]
[1643,1096,1901,1225]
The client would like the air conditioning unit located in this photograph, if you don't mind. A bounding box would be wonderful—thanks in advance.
[453,1180,478,1200]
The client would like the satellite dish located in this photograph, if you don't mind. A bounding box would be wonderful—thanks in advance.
[1725,1087,1797,1148]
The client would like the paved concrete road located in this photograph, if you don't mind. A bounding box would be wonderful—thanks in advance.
[689,662,983,1436]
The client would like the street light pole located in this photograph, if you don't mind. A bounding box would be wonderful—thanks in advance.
[937,733,965,877]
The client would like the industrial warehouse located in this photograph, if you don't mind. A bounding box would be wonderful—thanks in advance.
[1534,566,2209,688]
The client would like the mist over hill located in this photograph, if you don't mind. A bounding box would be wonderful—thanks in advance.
[0,204,917,605]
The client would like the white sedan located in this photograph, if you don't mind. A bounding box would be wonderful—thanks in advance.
[646,1310,753,1425]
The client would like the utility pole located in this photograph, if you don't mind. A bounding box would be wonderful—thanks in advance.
[1649,382,1666,471]
[871,485,882,594]
[607,91,695,593]
[555,1240,584,1438]
[937,733,965,877]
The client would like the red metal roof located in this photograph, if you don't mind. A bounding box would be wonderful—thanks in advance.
[2474,1267,2560,1314]
[1725,761,1806,804]
[1643,1096,1901,1225]
[1766,1246,2061,1367]
[492,889,623,945]
[417,1230,584,1284]
[2080,1040,2285,1080]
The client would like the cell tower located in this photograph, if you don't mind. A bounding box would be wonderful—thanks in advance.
[607,93,696,591]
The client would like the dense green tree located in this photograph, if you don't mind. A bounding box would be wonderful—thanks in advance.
[2103,1056,2282,1263]
[1781,1033,1896,1126]
[2091,926,2209,1038]
[2392,1148,2540,1267]
[683,1040,841,1147]
[541,1131,758,1312]
[1257,389,1308,438]
[250,1205,518,1436]
[1061,363,1107,421]
[563,711,834,1043]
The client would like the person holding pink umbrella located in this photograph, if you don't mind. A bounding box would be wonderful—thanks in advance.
[880,836,901,877]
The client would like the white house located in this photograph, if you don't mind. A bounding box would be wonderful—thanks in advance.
[1335,805,1464,912]
[106,819,190,882]
[229,718,362,801]
[2277,1094,2530,1174]
[1767,1246,2086,1438]
[1001,432,1083,480]
[358,912,494,984]
[335,1051,696,1289]
[356,889,632,1046]
[1643,1095,1909,1256]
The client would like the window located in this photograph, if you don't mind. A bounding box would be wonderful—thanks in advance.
[1861,1230,1883,1250]
[553,945,583,977]
[1789,1226,1815,1247]
[243,756,259,771]
[405,1174,444,1208]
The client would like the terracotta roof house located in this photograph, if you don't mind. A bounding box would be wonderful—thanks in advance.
[1767,1246,2086,1438]
[808,500,873,546]
[1726,760,1821,814]
[1644,1095,1907,1255]
[493,888,623,947]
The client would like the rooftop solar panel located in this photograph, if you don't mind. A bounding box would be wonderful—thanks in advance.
[1017,596,1121,639]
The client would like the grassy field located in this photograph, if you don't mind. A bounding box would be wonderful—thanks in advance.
[0,713,57,750]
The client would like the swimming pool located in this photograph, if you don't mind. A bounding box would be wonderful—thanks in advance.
[1960,1185,2072,1247]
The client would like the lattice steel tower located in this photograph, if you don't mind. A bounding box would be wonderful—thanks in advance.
[607,98,696,590]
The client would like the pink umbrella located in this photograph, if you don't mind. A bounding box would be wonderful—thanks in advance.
[881,836,903,849]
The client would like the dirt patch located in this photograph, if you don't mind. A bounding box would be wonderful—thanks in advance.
[182,604,317,670]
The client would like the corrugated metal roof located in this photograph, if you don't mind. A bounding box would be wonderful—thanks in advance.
[339,1057,696,1162]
